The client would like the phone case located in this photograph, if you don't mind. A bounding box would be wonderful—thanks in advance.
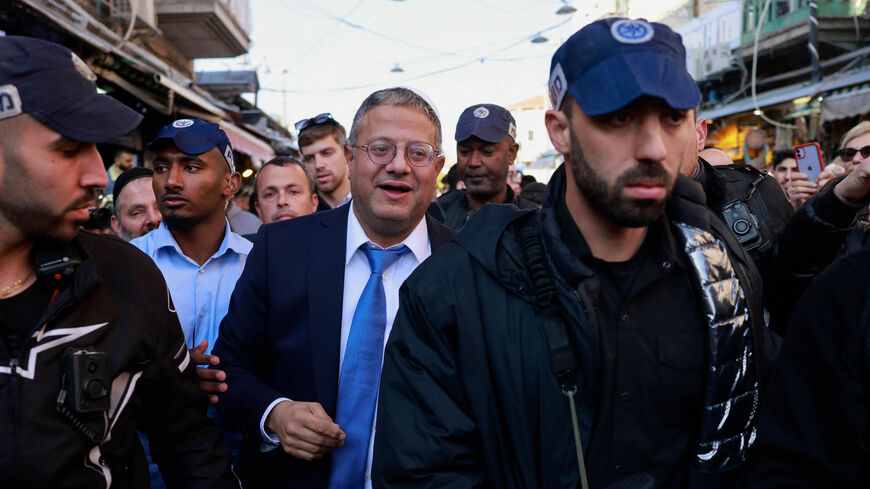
[794,142,825,182]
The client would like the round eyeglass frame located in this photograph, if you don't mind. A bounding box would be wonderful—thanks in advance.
[352,141,440,167]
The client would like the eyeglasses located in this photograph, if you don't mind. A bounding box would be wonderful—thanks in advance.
[295,113,336,132]
[837,145,870,160]
[353,140,439,167]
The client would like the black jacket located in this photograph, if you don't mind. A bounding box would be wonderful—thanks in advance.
[434,184,539,229]
[696,159,867,334]
[374,165,773,489]
[748,248,870,488]
[0,232,237,489]
[212,206,454,489]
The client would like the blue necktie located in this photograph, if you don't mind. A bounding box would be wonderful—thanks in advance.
[328,244,411,489]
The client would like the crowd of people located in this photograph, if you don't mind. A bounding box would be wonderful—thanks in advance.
[2,16,870,489]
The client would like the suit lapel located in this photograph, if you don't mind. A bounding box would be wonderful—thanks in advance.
[426,214,455,252]
[308,205,349,417]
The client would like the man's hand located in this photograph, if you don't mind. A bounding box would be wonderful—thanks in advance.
[265,400,345,461]
[834,158,870,204]
[786,171,817,209]
[189,340,226,404]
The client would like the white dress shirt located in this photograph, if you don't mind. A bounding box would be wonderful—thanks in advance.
[260,201,431,488]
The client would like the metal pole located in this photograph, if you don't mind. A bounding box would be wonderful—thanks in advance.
[808,1,821,83]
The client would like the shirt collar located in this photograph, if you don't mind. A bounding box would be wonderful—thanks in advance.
[345,200,429,266]
[152,220,252,262]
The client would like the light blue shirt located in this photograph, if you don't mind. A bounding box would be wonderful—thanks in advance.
[132,220,252,355]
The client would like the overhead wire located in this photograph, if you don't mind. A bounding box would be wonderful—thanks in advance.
[289,0,368,66]
[751,0,796,128]
[280,0,570,61]
[260,15,573,93]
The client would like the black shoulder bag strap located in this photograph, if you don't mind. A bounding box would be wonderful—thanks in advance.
[518,216,589,489]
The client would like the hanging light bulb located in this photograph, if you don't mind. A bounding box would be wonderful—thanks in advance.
[531,33,548,44]
[556,2,577,15]
[390,63,404,73]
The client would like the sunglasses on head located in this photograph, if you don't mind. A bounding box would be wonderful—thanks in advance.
[837,145,870,160]
[294,113,336,132]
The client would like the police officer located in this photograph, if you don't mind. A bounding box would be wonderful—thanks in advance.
[373,19,772,489]
[435,103,538,229]
[0,36,238,488]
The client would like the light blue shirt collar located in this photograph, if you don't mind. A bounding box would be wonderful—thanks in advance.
[148,220,252,265]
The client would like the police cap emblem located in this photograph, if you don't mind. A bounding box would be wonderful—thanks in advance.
[549,63,568,110]
[0,84,23,121]
[224,145,235,171]
[473,107,490,118]
[610,19,655,44]
[172,119,195,128]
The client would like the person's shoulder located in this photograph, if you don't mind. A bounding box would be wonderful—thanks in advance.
[670,174,707,206]
[460,203,536,240]
[236,209,262,226]
[79,230,148,260]
[714,164,784,200]
[816,248,870,290]
[252,206,348,251]
[270,206,343,234]
[435,189,466,207]
[430,204,535,277]
[129,227,160,255]
[77,231,166,284]
[515,194,541,209]
[403,239,470,296]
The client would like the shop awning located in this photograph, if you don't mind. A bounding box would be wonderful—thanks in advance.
[820,83,870,121]
[221,121,275,162]
[699,66,870,121]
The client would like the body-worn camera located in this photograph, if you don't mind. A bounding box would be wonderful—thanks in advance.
[63,348,110,413]
[721,201,761,251]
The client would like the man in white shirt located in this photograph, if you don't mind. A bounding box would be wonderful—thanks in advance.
[212,87,454,489]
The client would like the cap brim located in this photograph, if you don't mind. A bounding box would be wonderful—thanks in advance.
[569,51,701,116]
[455,121,508,143]
[31,92,142,143]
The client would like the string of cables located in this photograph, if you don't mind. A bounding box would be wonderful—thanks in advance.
[260,0,573,94]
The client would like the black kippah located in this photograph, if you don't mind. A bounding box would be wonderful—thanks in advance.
[113,167,153,206]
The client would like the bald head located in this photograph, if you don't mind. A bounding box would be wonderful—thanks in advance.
[699,148,733,167]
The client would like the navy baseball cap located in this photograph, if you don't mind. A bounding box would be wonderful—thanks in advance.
[548,18,701,116]
[455,104,517,144]
[0,36,142,142]
[148,119,236,172]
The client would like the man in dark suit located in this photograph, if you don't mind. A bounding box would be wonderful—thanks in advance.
[213,87,453,489]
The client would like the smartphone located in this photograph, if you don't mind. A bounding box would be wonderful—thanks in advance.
[794,142,825,182]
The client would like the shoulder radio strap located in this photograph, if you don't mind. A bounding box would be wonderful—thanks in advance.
[518,216,589,489]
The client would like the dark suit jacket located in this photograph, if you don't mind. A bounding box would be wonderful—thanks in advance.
[213,203,454,489]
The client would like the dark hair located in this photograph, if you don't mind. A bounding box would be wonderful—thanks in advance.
[253,156,316,202]
[112,167,153,213]
[83,207,112,231]
[298,122,347,149]
[521,174,537,187]
[114,149,132,161]
[349,87,442,150]
[771,149,795,170]
[441,164,461,191]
